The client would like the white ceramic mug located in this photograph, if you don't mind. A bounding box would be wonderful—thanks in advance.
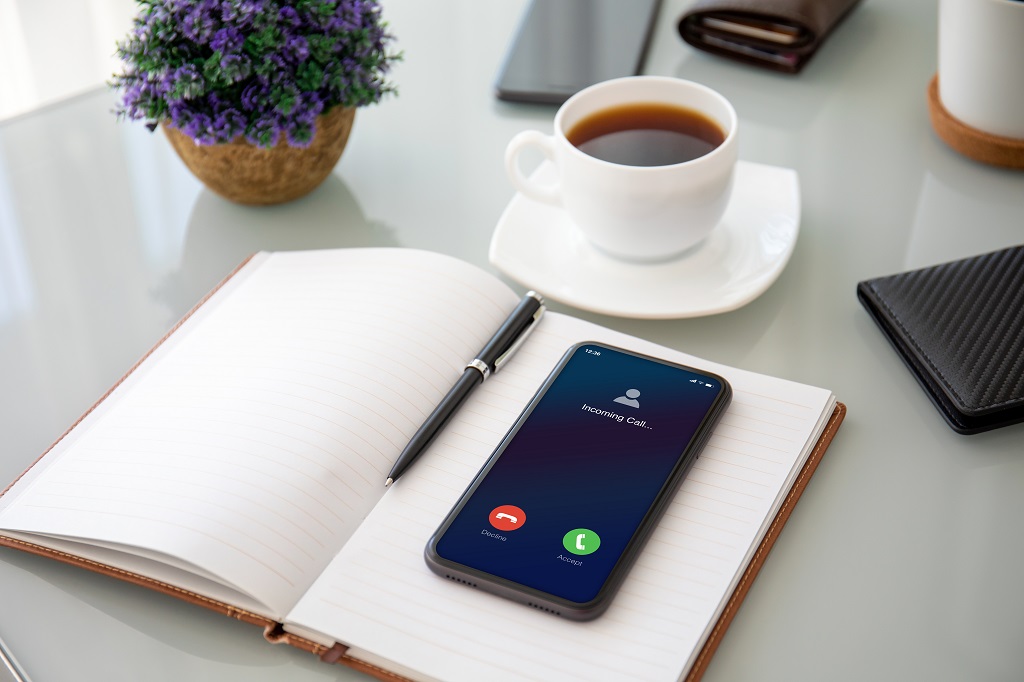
[505,76,738,262]
[939,0,1024,140]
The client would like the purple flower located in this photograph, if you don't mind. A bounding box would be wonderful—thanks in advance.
[246,114,281,147]
[182,5,215,42]
[210,27,243,53]
[210,107,247,140]
[112,0,398,148]
[278,5,300,26]
[240,83,262,111]
[285,35,309,62]
[168,64,204,100]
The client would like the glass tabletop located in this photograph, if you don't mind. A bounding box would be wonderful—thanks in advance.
[1,1,1022,680]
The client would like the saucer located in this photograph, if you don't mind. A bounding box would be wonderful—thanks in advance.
[489,160,800,319]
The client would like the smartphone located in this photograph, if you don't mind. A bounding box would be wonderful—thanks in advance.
[494,0,662,104]
[425,342,731,620]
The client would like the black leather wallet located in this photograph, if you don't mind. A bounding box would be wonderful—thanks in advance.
[678,0,861,73]
[857,246,1024,434]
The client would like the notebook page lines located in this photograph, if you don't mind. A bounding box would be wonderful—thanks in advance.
[297,409,692,680]
[289,313,833,681]
[0,249,520,617]
[290,326,699,680]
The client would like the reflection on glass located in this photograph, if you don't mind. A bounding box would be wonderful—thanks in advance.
[0,152,34,322]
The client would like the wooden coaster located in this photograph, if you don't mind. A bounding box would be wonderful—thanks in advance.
[927,74,1024,170]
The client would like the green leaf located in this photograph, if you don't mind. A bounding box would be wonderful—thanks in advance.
[306,34,336,63]
[296,61,324,93]
[202,50,224,84]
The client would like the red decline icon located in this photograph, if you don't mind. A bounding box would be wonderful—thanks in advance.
[489,504,526,531]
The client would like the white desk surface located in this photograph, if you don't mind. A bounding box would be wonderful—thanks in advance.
[1,0,1022,680]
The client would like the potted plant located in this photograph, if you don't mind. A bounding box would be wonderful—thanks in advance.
[112,0,399,205]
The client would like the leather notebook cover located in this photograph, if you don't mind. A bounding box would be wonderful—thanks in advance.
[857,246,1024,434]
[0,402,847,682]
[0,247,848,681]
[678,0,861,73]
[684,401,844,681]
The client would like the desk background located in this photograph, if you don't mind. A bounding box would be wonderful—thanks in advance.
[1,0,1022,680]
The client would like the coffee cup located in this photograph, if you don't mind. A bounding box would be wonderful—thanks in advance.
[505,76,738,262]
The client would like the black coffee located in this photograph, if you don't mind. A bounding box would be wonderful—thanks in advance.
[567,102,725,167]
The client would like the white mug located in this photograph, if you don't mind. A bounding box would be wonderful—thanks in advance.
[505,76,738,262]
[939,0,1024,140]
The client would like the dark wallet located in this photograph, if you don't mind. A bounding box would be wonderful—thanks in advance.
[678,0,861,74]
[857,246,1024,435]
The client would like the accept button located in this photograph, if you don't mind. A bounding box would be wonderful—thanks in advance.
[562,528,601,556]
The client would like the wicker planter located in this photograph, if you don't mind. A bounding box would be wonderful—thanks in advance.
[163,105,356,205]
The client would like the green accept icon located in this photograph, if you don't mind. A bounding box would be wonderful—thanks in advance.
[562,528,601,556]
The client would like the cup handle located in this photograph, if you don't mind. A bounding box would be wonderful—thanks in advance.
[505,130,561,206]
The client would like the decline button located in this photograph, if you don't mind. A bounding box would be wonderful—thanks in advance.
[489,505,526,531]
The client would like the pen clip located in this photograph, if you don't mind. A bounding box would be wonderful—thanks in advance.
[492,301,545,374]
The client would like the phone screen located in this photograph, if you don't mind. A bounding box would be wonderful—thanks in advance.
[427,342,730,617]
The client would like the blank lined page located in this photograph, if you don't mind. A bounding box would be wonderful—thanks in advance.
[0,249,519,618]
[288,312,835,681]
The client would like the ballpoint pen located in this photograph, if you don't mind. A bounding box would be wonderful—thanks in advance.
[385,291,545,486]
[0,631,30,682]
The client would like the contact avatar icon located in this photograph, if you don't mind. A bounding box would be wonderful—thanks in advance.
[614,389,640,408]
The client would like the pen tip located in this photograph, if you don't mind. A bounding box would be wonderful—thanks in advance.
[385,477,393,487]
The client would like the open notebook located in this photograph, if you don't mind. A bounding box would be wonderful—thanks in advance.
[0,248,843,682]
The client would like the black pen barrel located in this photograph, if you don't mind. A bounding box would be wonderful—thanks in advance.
[476,294,543,371]
[387,369,483,482]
